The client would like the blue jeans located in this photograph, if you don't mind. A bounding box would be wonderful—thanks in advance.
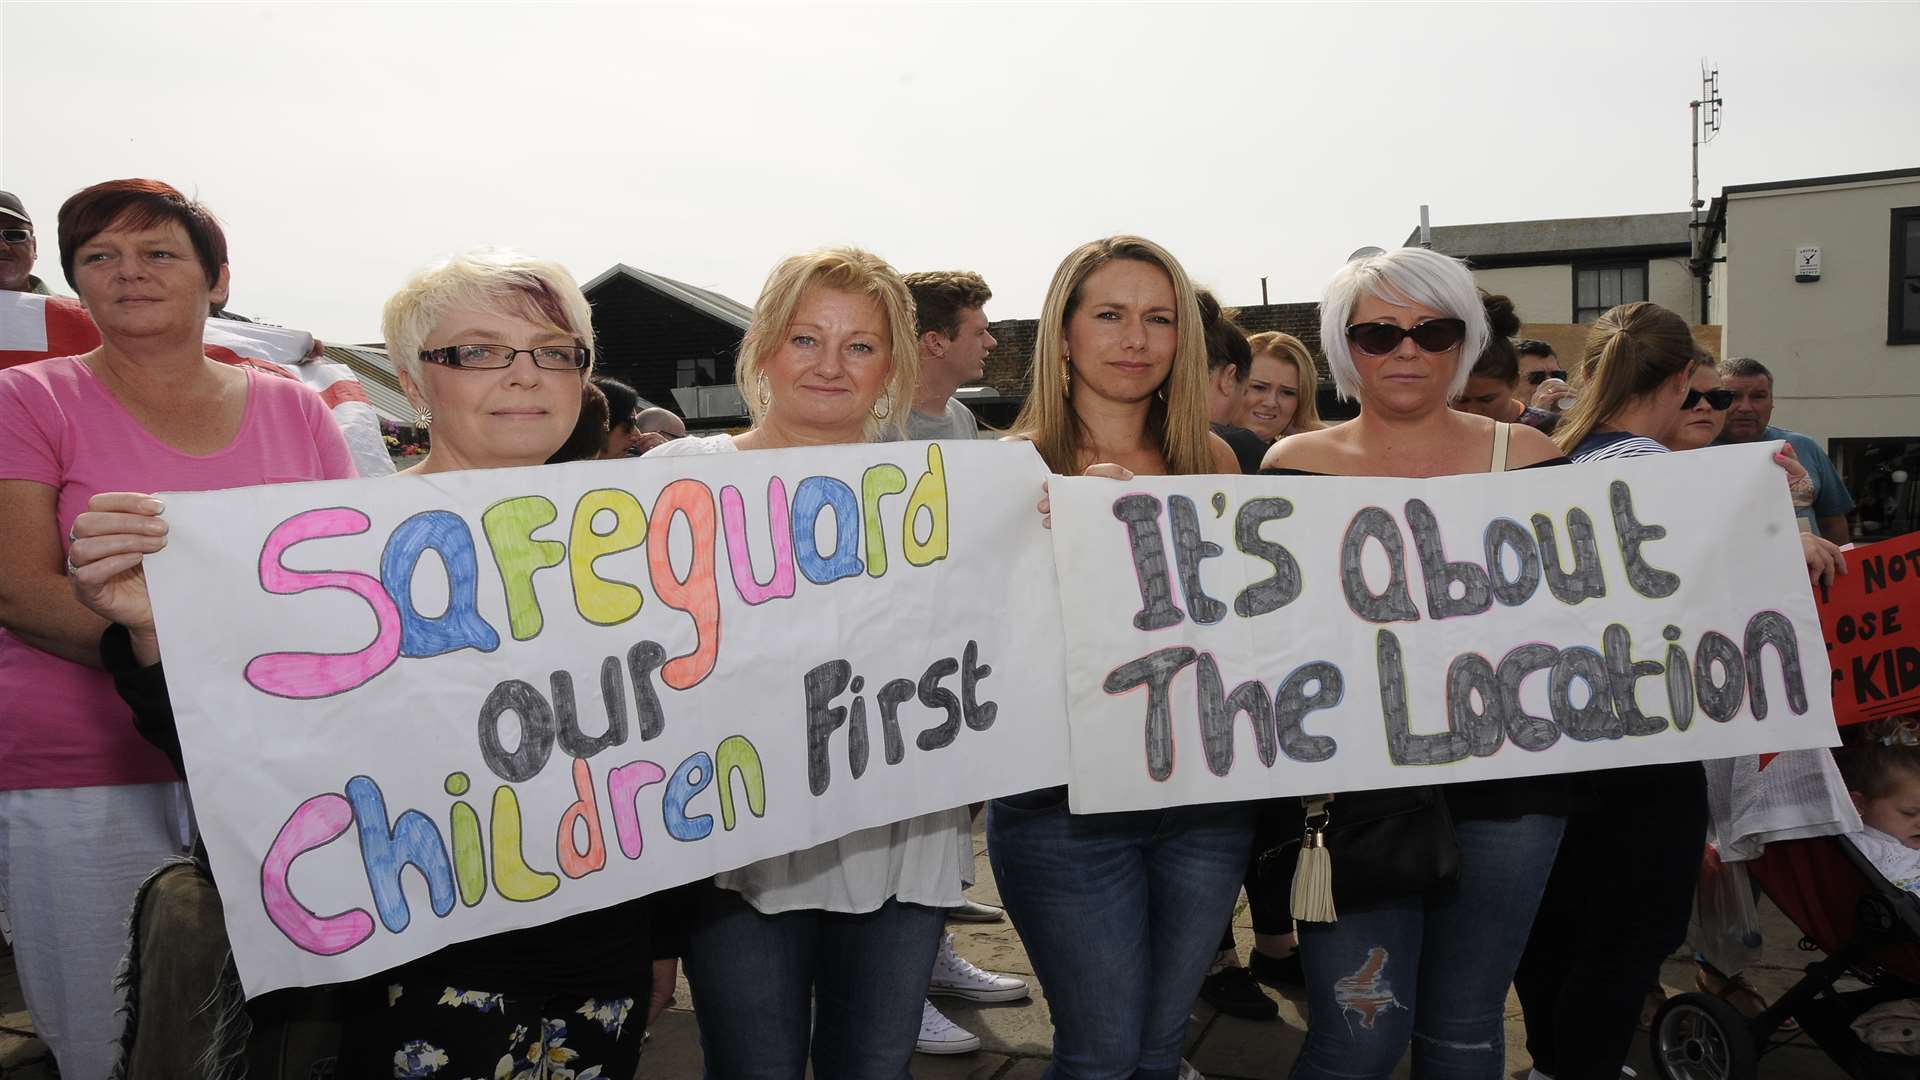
[1290,813,1565,1080]
[681,882,946,1080]
[989,788,1257,1080]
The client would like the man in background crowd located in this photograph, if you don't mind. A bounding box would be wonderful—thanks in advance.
[0,192,53,295]
[1516,337,1575,413]
[632,405,687,455]
[1716,355,1854,544]
[888,271,995,441]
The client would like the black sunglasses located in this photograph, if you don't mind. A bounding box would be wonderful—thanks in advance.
[1345,318,1467,357]
[1684,387,1735,411]
[1525,369,1569,385]
[0,228,30,245]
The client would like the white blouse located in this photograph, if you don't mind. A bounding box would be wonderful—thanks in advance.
[645,433,973,913]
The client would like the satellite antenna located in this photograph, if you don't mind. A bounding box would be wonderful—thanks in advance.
[1347,245,1386,262]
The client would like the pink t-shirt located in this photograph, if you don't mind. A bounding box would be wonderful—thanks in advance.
[0,355,357,791]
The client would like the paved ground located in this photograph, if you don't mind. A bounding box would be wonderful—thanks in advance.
[1,820,1853,1079]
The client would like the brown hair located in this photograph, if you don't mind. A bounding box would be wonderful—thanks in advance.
[1839,717,1920,800]
[548,381,611,464]
[1553,301,1698,454]
[58,178,227,289]
[1012,235,1213,476]
[903,270,993,340]
[1469,290,1522,385]
[1198,289,1252,380]
[1246,330,1325,435]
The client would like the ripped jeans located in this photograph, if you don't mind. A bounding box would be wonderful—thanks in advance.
[1289,813,1564,1080]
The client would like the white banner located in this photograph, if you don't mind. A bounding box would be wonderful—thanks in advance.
[145,441,1067,995]
[1049,443,1840,814]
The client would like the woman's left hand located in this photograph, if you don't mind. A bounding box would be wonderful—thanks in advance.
[1800,531,1845,587]
[1773,443,1817,510]
[1037,463,1135,529]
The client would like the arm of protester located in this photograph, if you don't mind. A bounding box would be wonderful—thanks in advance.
[67,491,169,666]
[1800,532,1844,588]
[99,622,185,778]
[1505,423,1565,468]
[0,479,112,667]
[1773,442,1817,509]
[1529,377,1576,412]
[648,958,678,1026]
[1207,430,1240,475]
[1817,515,1852,547]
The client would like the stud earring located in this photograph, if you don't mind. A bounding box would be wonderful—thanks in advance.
[413,405,433,426]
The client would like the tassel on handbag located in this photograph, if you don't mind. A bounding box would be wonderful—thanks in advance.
[1290,795,1337,923]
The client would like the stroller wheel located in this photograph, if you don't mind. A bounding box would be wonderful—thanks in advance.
[1649,991,1759,1080]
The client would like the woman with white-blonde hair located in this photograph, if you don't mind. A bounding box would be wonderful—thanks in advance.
[67,248,664,1077]
[1263,246,1569,1079]
[648,246,965,1080]
[990,235,1252,1080]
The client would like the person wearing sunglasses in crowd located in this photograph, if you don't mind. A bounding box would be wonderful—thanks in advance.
[1513,302,1841,1080]
[1667,349,1733,452]
[1515,338,1575,414]
[65,249,668,1077]
[1257,246,1567,1078]
[0,191,56,296]
[1451,293,1559,433]
[1000,235,1252,1080]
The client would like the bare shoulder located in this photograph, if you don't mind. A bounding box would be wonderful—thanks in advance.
[1505,423,1564,468]
[1260,426,1344,472]
[1205,431,1239,474]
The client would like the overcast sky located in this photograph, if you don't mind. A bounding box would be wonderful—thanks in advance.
[4,2,1916,344]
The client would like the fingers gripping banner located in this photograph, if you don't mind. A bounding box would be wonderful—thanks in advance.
[144,441,1068,995]
[1048,443,1840,814]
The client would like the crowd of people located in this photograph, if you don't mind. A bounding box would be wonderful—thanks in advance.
[0,178,1875,1080]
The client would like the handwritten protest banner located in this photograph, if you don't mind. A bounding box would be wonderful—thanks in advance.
[1050,443,1840,814]
[144,441,1068,996]
[1816,534,1920,727]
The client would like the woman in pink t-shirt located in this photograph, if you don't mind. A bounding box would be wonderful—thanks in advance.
[0,179,354,1078]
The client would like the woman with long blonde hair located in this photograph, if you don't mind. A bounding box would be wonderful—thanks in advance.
[991,235,1249,1080]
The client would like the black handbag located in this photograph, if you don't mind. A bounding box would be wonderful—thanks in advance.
[1256,786,1461,920]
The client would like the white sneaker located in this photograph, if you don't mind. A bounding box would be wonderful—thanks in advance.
[929,933,1030,1002]
[1179,1061,1205,1080]
[915,999,982,1055]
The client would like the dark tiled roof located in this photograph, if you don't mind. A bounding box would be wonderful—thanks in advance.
[1410,212,1694,262]
[581,264,752,328]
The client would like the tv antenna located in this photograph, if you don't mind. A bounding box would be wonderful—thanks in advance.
[1689,62,1724,265]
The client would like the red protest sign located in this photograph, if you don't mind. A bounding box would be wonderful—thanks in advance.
[1814,535,1920,728]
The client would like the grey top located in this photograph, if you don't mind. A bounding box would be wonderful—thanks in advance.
[883,397,979,442]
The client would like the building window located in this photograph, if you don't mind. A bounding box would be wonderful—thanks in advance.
[1573,261,1649,323]
[1891,206,1920,345]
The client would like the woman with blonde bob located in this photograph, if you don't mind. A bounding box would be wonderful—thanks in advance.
[990,235,1249,1080]
[1263,246,1568,1079]
[648,247,961,1080]
[1237,331,1324,444]
[70,249,664,1076]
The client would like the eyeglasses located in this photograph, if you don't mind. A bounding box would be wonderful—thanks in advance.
[1683,387,1735,411]
[0,229,30,245]
[420,344,590,370]
[1345,318,1467,356]
[1878,717,1920,747]
[1525,369,1569,386]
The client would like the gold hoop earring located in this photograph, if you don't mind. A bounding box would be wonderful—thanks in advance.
[1062,363,1073,398]
[756,372,771,409]
[871,392,893,421]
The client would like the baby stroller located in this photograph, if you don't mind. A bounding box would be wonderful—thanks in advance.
[1650,833,1920,1079]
